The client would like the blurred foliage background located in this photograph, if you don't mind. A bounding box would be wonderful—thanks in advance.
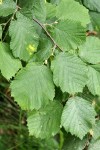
[0,73,59,150]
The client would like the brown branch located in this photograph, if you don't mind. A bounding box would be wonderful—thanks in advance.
[86,31,98,36]
[32,17,63,51]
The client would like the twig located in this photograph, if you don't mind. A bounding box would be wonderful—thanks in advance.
[86,31,98,36]
[2,5,19,41]
[0,91,19,109]
[33,17,63,51]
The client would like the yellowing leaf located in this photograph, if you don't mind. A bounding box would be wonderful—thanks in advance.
[0,0,2,5]
[9,13,39,61]
[90,129,94,136]
[92,100,96,107]
[27,44,36,55]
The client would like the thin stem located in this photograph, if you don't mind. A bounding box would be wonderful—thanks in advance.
[33,17,63,51]
[16,0,18,4]
[0,91,19,109]
[59,130,64,150]
[2,5,19,41]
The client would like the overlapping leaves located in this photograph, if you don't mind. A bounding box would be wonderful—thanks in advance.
[27,101,63,138]
[84,0,100,12]
[56,0,90,26]
[9,13,39,61]
[87,65,100,96]
[88,139,100,150]
[92,121,100,140]
[51,52,88,94]
[1,0,100,146]
[51,20,86,51]
[0,42,22,80]
[61,97,96,139]
[10,63,55,110]
[63,134,87,150]
[0,0,16,17]
[79,37,100,64]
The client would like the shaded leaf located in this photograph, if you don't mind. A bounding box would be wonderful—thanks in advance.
[63,134,87,150]
[88,139,100,150]
[19,0,46,23]
[39,138,59,150]
[89,11,100,31]
[46,2,56,22]
[0,25,2,39]
[0,0,16,17]
[31,34,52,62]
[84,0,100,12]
[50,0,61,5]
[0,42,22,80]
[93,121,100,140]
[27,101,63,138]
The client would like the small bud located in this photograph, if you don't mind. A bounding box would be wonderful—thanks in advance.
[92,100,96,107]
[89,129,94,136]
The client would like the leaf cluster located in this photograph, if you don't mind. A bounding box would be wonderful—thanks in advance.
[0,0,100,149]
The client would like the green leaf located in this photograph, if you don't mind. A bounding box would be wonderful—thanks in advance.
[91,64,100,72]
[93,121,100,140]
[94,96,100,113]
[0,42,22,80]
[46,2,56,22]
[63,134,87,150]
[89,12,100,31]
[84,0,100,12]
[61,96,96,139]
[9,13,39,61]
[10,63,55,110]
[0,0,16,17]
[79,37,100,64]
[27,101,63,138]
[0,25,2,39]
[78,86,95,103]
[51,52,88,94]
[51,20,86,51]
[32,0,46,23]
[31,34,52,62]
[19,0,46,23]
[51,0,61,5]
[19,0,34,8]
[39,138,59,150]
[88,139,100,150]
[75,0,82,4]
[87,66,100,96]
[56,0,90,26]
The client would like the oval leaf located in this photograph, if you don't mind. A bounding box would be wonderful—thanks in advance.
[10,63,55,110]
